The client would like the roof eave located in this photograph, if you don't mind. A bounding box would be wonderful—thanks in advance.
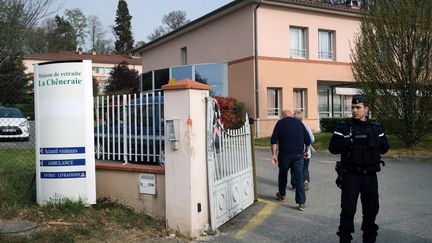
[265,0,363,17]
[133,0,253,54]
[134,0,363,54]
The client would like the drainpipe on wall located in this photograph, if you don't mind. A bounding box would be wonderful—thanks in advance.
[254,0,262,137]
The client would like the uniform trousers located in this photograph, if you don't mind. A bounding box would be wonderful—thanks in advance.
[337,172,379,243]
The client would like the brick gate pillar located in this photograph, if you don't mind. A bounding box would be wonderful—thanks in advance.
[161,79,211,238]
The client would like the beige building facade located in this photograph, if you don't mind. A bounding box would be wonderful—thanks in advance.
[24,51,142,95]
[135,0,361,137]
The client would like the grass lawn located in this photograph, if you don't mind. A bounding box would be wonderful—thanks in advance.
[0,149,172,242]
[255,133,432,156]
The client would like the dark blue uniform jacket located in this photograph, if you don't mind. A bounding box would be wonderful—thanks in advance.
[329,118,389,172]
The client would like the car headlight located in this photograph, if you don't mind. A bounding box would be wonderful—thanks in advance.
[20,121,29,127]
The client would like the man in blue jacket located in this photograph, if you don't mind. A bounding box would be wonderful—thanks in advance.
[271,109,311,211]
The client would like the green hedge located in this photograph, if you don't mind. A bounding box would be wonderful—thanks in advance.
[320,117,377,132]
[13,103,34,120]
[320,117,350,132]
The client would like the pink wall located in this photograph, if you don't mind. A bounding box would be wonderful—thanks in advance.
[228,59,256,117]
[257,58,354,135]
[258,5,360,62]
[141,5,254,72]
[138,2,362,136]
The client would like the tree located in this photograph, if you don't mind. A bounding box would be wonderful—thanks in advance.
[64,8,87,51]
[47,15,77,52]
[162,10,190,32]
[1,0,60,57]
[351,0,432,147]
[26,25,49,53]
[87,15,112,53]
[0,0,59,105]
[0,57,28,105]
[26,17,57,53]
[113,0,134,54]
[105,61,139,94]
[147,26,167,41]
[147,10,190,41]
[134,40,146,49]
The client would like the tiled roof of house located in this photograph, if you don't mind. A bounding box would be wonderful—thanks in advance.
[134,0,362,53]
[274,0,363,12]
[24,51,142,65]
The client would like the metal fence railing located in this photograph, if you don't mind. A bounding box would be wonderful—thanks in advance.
[94,90,164,164]
[0,84,36,203]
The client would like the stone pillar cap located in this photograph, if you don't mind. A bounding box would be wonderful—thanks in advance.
[162,79,211,91]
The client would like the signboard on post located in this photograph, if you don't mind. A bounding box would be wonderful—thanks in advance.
[34,60,95,205]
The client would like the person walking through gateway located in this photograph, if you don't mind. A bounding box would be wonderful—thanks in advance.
[271,109,311,211]
[290,110,315,191]
[329,95,389,243]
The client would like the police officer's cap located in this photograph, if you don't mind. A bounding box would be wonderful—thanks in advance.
[352,95,369,106]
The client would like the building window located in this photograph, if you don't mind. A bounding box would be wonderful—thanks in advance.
[319,30,335,60]
[294,89,306,115]
[92,67,112,75]
[267,88,281,117]
[343,95,352,117]
[195,63,228,96]
[181,47,187,65]
[290,27,307,58]
[332,91,353,118]
[140,63,228,96]
[154,68,169,90]
[318,88,330,118]
[333,93,342,117]
[171,65,193,81]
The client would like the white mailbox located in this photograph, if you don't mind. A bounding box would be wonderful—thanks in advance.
[139,173,156,195]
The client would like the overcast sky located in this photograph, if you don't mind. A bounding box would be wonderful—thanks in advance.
[50,0,233,44]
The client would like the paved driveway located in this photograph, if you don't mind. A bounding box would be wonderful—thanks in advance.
[208,149,432,243]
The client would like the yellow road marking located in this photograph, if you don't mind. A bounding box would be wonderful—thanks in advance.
[234,198,278,239]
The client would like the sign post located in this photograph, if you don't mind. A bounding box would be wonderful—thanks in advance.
[34,60,96,205]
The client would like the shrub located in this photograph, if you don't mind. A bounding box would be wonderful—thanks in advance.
[320,117,350,132]
[14,103,34,120]
[212,96,245,130]
[105,61,139,95]
[320,117,377,132]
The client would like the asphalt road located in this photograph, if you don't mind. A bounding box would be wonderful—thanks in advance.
[208,149,432,243]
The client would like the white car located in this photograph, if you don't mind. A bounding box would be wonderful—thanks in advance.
[0,107,30,141]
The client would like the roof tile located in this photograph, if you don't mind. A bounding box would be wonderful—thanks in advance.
[24,51,141,65]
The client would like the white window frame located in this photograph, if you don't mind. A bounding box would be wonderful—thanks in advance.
[318,88,331,118]
[293,89,307,117]
[267,88,281,118]
[290,27,307,59]
[180,46,187,65]
[318,30,335,60]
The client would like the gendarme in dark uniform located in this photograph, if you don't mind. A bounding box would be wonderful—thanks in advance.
[329,95,389,243]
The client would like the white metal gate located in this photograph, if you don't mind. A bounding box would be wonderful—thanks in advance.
[206,97,255,230]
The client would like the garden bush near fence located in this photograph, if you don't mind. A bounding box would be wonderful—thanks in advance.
[320,117,350,132]
[14,103,35,120]
[320,117,377,132]
[212,96,245,130]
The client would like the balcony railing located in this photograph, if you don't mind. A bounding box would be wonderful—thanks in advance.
[267,108,281,117]
[290,48,307,58]
[318,51,334,60]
